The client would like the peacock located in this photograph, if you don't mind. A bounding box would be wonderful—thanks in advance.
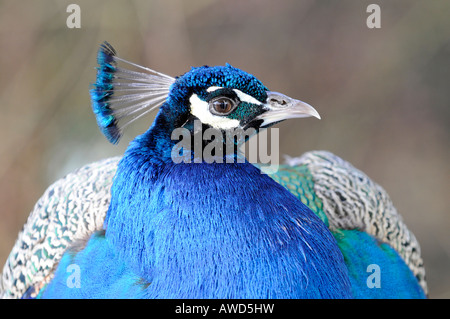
[0,42,427,299]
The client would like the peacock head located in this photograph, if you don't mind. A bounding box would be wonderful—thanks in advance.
[90,42,320,148]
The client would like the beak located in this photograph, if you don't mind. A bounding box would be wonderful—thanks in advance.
[255,91,320,127]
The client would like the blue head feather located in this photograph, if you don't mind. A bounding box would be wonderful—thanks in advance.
[90,42,268,145]
[180,63,268,101]
[166,64,268,114]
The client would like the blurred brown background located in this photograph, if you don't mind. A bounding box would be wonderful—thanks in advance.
[0,0,448,298]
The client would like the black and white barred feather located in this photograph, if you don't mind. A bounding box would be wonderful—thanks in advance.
[0,157,119,298]
[285,151,427,294]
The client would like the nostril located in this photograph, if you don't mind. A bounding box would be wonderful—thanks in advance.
[267,91,295,109]
[270,98,287,106]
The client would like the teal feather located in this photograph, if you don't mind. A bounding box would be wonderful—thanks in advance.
[334,229,425,298]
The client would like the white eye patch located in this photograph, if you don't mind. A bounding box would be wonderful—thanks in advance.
[206,86,262,105]
[189,94,240,129]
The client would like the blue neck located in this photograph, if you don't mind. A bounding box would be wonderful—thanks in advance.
[104,121,352,298]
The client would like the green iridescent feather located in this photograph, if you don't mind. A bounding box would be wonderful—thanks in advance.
[270,164,329,227]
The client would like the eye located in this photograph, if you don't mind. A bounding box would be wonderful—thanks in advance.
[209,97,237,116]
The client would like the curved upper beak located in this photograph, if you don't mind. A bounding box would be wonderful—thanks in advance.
[255,91,320,127]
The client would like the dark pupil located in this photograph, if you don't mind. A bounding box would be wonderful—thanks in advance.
[214,99,232,113]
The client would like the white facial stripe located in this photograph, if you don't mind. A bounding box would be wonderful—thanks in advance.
[232,89,262,105]
[206,86,222,93]
[206,86,263,106]
[189,94,240,129]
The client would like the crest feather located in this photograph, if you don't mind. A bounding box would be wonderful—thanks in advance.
[90,42,175,144]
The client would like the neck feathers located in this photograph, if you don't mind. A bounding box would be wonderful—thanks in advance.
[105,147,352,298]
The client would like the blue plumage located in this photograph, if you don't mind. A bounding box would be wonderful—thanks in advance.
[39,231,146,299]
[174,63,268,103]
[42,160,352,298]
[334,230,426,298]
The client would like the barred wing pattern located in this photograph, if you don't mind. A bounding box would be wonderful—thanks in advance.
[0,157,120,298]
[282,151,427,295]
